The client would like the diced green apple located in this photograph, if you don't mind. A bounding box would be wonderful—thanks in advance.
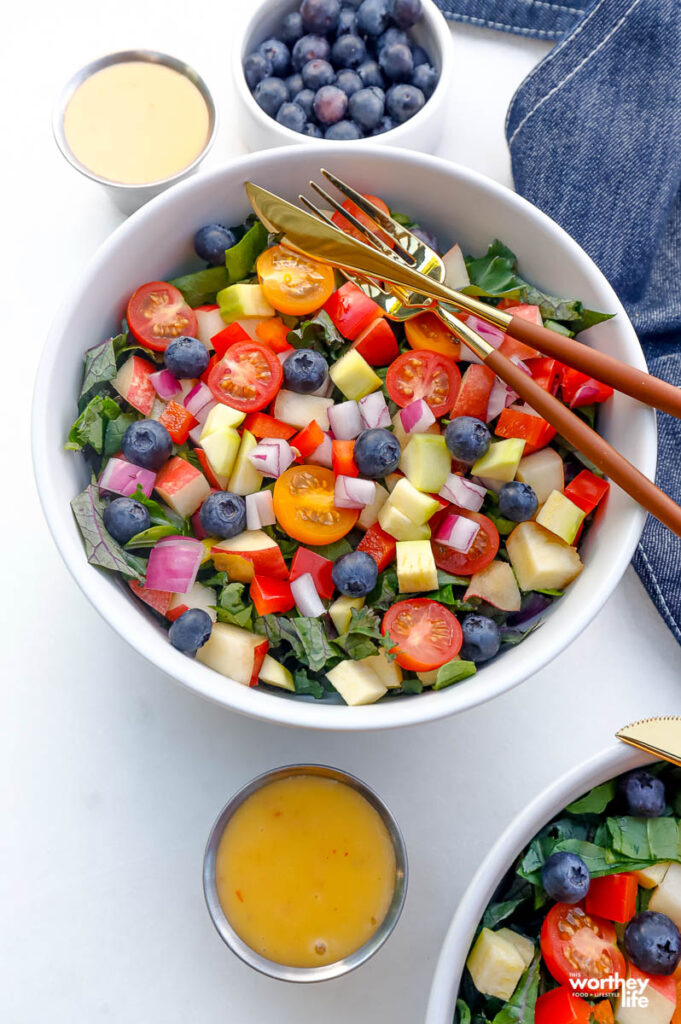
[464,560,521,611]
[396,539,438,592]
[329,595,365,634]
[201,427,241,478]
[217,283,275,324]
[399,433,451,493]
[359,649,402,689]
[635,863,671,889]
[384,472,403,492]
[417,669,439,687]
[471,438,525,483]
[378,503,431,541]
[329,349,382,401]
[388,477,441,525]
[506,521,584,591]
[229,430,263,495]
[515,448,564,504]
[495,929,534,969]
[326,659,387,706]
[194,307,224,349]
[649,863,681,927]
[357,482,389,530]
[196,622,268,686]
[258,654,295,692]
[201,404,246,436]
[466,928,526,1002]
[273,389,334,431]
[536,489,586,544]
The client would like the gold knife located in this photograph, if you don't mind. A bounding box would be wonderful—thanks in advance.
[617,717,681,767]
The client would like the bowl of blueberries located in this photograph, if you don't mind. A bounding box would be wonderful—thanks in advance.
[234,0,453,149]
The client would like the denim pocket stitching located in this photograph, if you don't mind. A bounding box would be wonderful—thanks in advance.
[636,542,681,644]
[444,12,558,34]
[514,0,584,13]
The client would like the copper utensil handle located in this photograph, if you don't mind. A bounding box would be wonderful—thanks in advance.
[484,349,681,537]
[508,316,681,417]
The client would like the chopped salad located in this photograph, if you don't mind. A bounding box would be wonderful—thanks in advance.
[66,196,614,705]
[457,764,681,1024]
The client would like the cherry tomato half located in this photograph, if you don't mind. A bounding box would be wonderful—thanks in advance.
[540,902,625,989]
[405,311,461,360]
[126,281,198,353]
[256,244,335,316]
[273,465,359,545]
[331,194,395,249]
[207,341,283,412]
[382,599,462,672]
[386,350,461,418]
[431,508,499,576]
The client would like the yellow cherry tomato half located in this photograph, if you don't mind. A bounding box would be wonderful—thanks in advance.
[256,245,336,316]
[405,311,461,360]
[273,465,359,545]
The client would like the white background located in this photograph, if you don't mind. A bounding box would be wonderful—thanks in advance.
[4,3,681,1022]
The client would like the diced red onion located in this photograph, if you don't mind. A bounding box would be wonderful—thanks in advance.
[328,401,362,440]
[434,513,480,553]
[474,475,503,493]
[150,369,182,401]
[467,315,506,347]
[570,381,604,407]
[246,490,276,531]
[334,475,376,509]
[439,474,486,511]
[191,508,208,540]
[399,398,436,434]
[290,572,325,617]
[100,457,156,498]
[358,391,391,429]
[510,355,532,375]
[184,382,214,418]
[188,422,205,445]
[248,438,295,477]
[145,536,203,594]
[486,378,518,421]
[311,375,333,397]
[507,592,553,626]
[307,432,333,468]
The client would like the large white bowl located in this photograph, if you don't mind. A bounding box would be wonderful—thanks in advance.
[32,144,655,731]
[425,745,654,1024]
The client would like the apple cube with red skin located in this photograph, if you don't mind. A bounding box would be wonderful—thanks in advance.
[155,456,211,516]
[113,355,156,416]
[211,530,288,583]
[351,318,399,366]
[196,622,268,686]
[128,579,172,616]
[194,305,223,349]
[166,582,217,622]
[464,560,521,612]
[615,965,676,1024]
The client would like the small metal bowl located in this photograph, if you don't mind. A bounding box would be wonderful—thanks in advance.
[53,49,217,216]
[203,763,408,982]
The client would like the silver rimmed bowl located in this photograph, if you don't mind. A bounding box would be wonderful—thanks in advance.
[202,763,408,982]
[52,49,217,215]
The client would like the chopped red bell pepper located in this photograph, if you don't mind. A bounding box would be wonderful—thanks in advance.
[322,281,383,340]
[249,575,296,615]
[292,420,325,459]
[242,411,297,440]
[585,873,637,923]
[210,322,250,359]
[357,523,397,572]
[565,470,610,514]
[527,356,564,395]
[128,579,172,616]
[496,305,542,360]
[449,364,496,421]
[495,406,556,454]
[534,987,591,1024]
[560,366,614,408]
[256,317,295,354]
[158,400,198,444]
[201,353,218,382]
[351,317,399,366]
[289,547,335,599]
[332,439,359,477]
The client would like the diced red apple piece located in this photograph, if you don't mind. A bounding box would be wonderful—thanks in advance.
[166,582,218,622]
[112,355,156,416]
[464,560,521,611]
[155,456,211,517]
[442,243,470,290]
[211,529,288,583]
[196,622,268,686]
[194,306,223,349]
[128,580,172,616]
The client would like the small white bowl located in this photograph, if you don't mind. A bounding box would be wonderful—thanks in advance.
[232,0,453,152]
[425,745,654,1024]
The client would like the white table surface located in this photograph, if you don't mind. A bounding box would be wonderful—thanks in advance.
[5,3,681,1021]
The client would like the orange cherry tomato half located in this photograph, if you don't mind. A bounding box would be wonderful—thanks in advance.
[405,312,461,360]
[126,281,198,353]
[382,599,462,672]
[540,902,625,989]
[331,194,395,249]
[273,465,359,545]
[431,508,499,576]
[207,340,283,412]
[386,350,461,417]
[256,244,335,316]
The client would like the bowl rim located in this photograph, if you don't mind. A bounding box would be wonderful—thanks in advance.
[424,743,655,1024]
[231,0,454,146]
[31,142,655,731]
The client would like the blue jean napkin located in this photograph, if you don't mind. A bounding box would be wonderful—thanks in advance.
[435,0,681,645]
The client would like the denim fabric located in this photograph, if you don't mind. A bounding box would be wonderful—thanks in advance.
[434,0,582,39]
[436,0,681,643]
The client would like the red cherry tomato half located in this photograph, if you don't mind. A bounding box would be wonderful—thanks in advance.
[207,341,283,412]
[126,281,198,353]
[386,350,461,418]
[382,598,462,672]
[331,194,395,249]
[540,902,625,989]
[431,508,499,576]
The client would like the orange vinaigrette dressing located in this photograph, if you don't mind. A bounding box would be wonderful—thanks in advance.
[215,775,396,967]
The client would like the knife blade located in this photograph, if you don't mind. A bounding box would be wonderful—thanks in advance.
[617,717,681,767]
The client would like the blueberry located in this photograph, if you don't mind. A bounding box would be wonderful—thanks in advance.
[258,37,291,76]
[410,44,430,67]
[325,120,363,139]
[281,11,305,44]
[313,84,348,124]
[200,491,247,539]
[103,497,150,545]
[353,428,401,478]
[335,68,363,96]
[620,769,666,817]
[294,88,316,118]
[331,551,378,597]
[386,82,425,122]
[377,27,409,51]
[357,59,385,88]
[379,42,413,82]
[541,851,591,904]
[276,101,307,131]
[253,77,289,118]
[371,114,394,135]
[169,608,212,656]
[498,481,538,523]
[391,0,422,28]
[624,912,681,976]
[356,0,391,36]
[292,33,331,70]
[164,336,210,379]
[302,57,336,89]
[121,419,173,471]
[283,348,329,393]
[349,86,385,130]
[301,0,340,32]
[444,416,491,463]
[331,33,367,69]
[285,72,304,95]
[337,5,358,34]
[413,226,439,251]
[244,52,272,90]
[304,121,324,137]
[194,223,237,265]
[460,614,501,662]
[412,62,438,97]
